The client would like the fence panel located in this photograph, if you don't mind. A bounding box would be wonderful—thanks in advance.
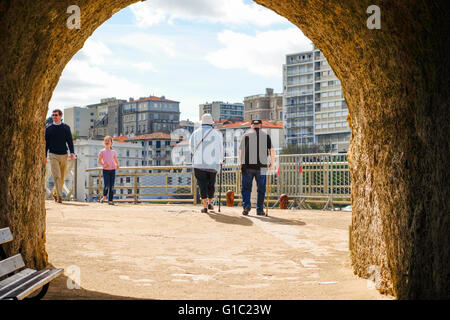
[84,154,351,208]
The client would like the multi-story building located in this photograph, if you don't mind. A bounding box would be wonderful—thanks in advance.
[199,101,244,122]
[179,119,197,135]
[63,106,95,137]
[283,46,350,152]
[87,98,126,138]
[171,140,192,166]
[126,132,174,166]
[215,120,284,160]
[121,96,180,136]
[88,96,180,138]
[244,88,283,121]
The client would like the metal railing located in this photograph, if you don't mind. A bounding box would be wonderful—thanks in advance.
[85,166,196,203]
[85,154,351,209]
[221,154,351,209]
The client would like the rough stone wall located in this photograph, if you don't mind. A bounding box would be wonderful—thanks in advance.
[255,0,449,298]
[0,0,139,269]
[0,0,448,298]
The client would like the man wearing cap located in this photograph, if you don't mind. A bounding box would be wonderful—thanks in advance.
[238,119,275,216]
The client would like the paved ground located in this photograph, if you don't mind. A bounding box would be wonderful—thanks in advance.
[44,201,392,300]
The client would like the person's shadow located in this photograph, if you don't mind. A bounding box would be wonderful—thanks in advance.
[206,211,253,226]
[247,214,306,226]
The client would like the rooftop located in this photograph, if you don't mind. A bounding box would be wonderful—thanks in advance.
[217,120,283,129]
[130,96,178,103]
[126,132,172,141]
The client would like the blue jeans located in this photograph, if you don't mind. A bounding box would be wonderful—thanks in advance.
[103,169,116,201]
[241,168,266,211]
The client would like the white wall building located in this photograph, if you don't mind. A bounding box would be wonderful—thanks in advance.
[63,106,95,137]
[73,138,143,201]
[283,45,351,152]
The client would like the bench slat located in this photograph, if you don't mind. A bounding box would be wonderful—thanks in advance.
[0,254,25,278]
[0,269,49,300]
[1,268,63,300]
[0,268,36,292]
[0,228,13,245]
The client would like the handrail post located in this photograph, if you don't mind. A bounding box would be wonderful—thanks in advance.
[74,157,77,200]
[98,169,103,202]
[134,169,138,204]
[192,171,197,204]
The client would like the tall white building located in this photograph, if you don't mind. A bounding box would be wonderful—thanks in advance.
[283,45,350,152]
[63,106,96,137]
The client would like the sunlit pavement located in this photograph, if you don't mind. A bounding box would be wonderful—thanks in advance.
[44,200,392,300]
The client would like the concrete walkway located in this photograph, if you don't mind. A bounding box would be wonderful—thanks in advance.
[44,201,392,300]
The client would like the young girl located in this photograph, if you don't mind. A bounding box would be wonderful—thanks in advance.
[98,136,119,205]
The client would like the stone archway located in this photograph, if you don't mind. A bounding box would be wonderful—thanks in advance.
[0,0,448,299]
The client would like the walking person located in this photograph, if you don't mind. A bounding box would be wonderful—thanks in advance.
[238,120,275,216]
[98,136,119,205]
[45,109,76,203]
[189,114,223,213]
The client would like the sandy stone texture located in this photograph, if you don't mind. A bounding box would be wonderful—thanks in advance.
[44,201,392,300]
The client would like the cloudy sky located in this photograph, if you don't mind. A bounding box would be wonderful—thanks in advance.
[49,0,313,121]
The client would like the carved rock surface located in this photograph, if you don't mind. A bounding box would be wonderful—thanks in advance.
[0,0,448,299]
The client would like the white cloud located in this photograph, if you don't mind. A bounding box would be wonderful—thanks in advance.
[205,28,312,78]
[76,39,113,65]
[131,61,158,73]
[117,33,177,58]
[49,60,145,110]
[129,0,287,27]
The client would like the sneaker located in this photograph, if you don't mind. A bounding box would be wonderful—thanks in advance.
[57,197,62,204]
[256,210,266,216]
[201,208,208,213]
[108,201,114,205]
[242,208,250,216]
[208,203,214,210]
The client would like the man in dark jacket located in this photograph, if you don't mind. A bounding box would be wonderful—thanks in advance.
[238,120,275,216]
[45,109,75,203]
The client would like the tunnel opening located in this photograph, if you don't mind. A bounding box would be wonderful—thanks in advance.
[0,0,448,299]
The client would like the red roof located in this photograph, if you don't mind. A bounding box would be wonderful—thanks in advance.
[113,136,129,143]
[133,96,178,103]
[217,120,282,129]
[126,132,172,141]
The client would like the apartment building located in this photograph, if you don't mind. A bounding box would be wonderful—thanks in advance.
[179,119,198,135]
[283,46,350,152]
[88,95,180,138]
[122,96,180,136]
[87,98,126,137]
[244,88,283,121]
[126,132,174,166]
[199,101,244,121]
[63,106,95,137]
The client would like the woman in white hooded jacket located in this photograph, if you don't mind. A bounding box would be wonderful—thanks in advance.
[189,114,224,213]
